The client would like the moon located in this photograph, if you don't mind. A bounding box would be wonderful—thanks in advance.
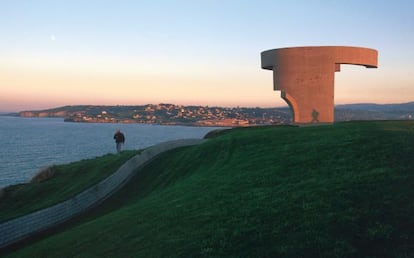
[50,34,56,41]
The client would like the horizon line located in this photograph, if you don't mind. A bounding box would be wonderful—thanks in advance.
[2,101,414,113]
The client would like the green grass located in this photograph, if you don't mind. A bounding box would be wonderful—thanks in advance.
[0,150,140,222]
[5,121,414,257]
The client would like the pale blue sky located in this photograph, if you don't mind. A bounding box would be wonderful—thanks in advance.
[1,0,413,111]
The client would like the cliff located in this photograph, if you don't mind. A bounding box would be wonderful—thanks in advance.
[19,110,68,118]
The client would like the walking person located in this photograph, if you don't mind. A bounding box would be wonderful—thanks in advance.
[113,129,125,154]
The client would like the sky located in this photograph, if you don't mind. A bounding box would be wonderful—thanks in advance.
[0,0,413,112]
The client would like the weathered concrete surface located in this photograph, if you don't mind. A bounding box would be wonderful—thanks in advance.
[261,46,378,124]
[0,138,206,250]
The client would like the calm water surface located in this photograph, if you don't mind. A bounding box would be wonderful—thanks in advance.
[0,116,218,188]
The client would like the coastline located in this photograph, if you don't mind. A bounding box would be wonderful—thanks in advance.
[0,116,220,188]
[63,117,254,127]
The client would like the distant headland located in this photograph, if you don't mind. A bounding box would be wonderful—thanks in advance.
[12,102,414,126]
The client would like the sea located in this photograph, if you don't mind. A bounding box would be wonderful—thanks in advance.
[0,116,219,188]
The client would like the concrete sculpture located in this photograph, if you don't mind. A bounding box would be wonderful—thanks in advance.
[261,46,378,124]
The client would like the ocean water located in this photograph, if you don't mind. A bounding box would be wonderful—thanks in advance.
[0,116,218,188]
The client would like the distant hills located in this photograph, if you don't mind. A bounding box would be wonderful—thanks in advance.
[11,102,414,126]
[335,102,414,121]
[336,102,414,112]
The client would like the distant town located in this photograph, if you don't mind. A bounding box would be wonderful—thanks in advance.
[15,102,414,127]
[18,104,293,126]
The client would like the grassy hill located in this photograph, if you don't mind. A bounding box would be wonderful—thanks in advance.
[0,150,140,222]
[4,121,414,257]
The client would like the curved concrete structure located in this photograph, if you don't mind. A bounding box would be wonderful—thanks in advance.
[0,138,206,250]
[261,46,378,124]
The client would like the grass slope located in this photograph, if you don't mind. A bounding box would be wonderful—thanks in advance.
[6,121,414,257]
[0,150,140,222]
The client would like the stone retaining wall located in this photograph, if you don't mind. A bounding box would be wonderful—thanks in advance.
[0,138,205,249]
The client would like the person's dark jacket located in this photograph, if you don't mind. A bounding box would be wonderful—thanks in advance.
[114,132,125,143]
